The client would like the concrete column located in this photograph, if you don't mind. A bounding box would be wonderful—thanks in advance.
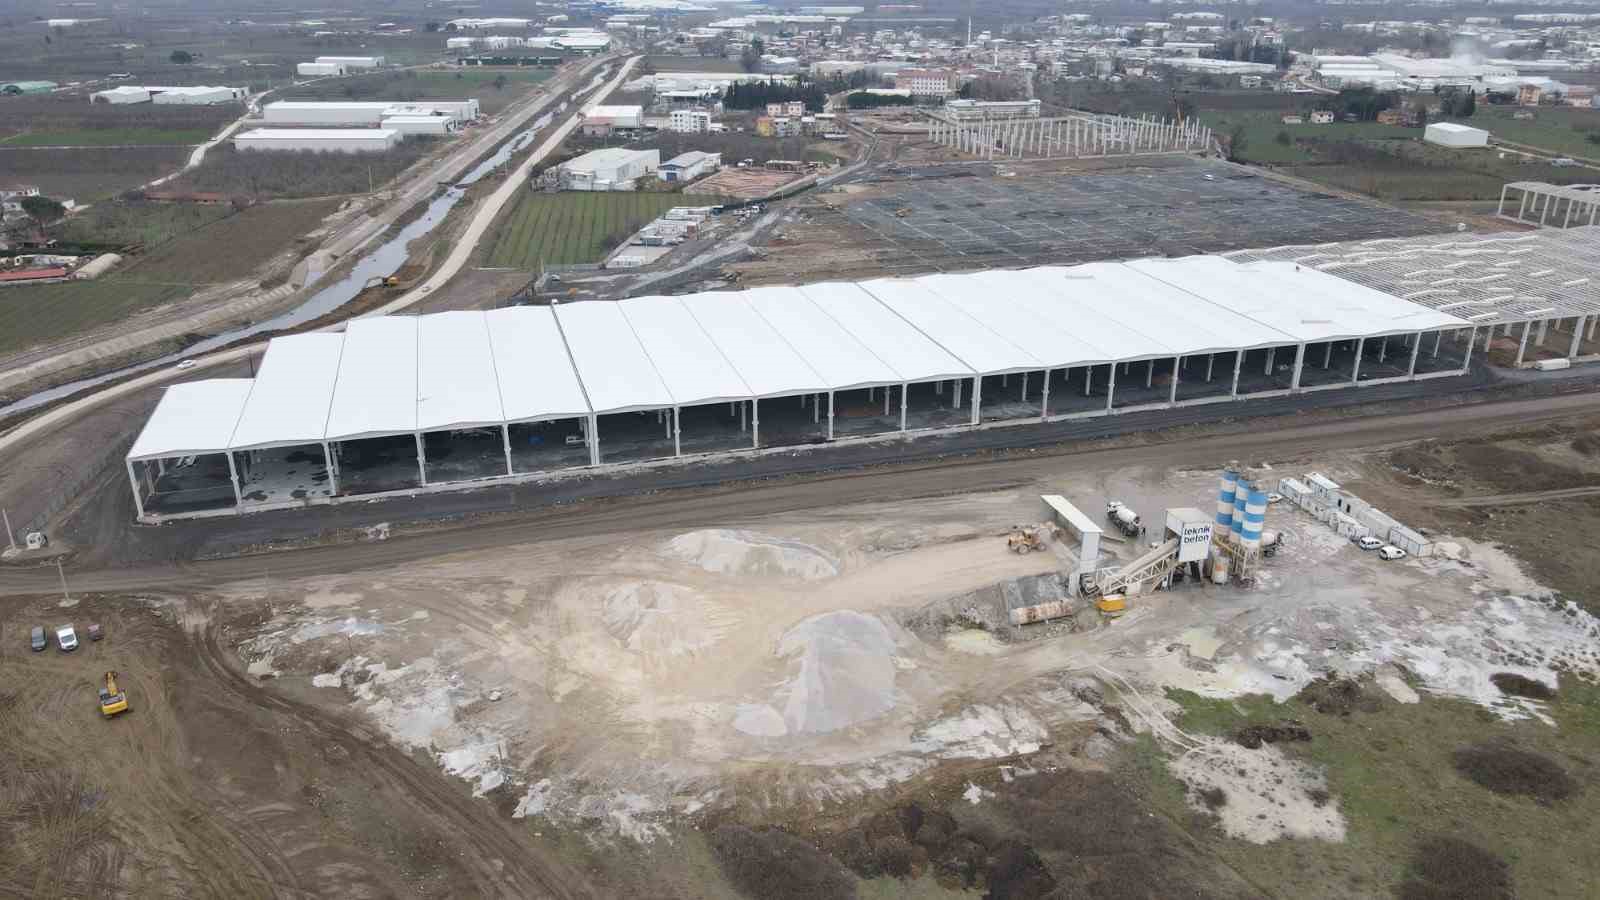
[1379,335,1388,364]
[1407,331,1422,377]
[813,393,820,423]
[414,434,428,485]
[1205,353,1214,382]
[1040,368,1051,420]
[1019,371,1027,402]
[1515,320,1531,366]
[588,414,600,466]
[1264,346,1275,376]
[1537,318,1548,346]
[501,425,514,476]
[127,460,145,519]
[1084,366,1093,396]
[1290,343,1307,391]
[1323,342,1333,369]
[1230,351,1243,398]
[1570,316,1587,358]
[1145,359,1154,389]
[1462,326,1478,373]
[827,391,835,440]
[752,400,760,448]
[1565,200,1575,228]
[1590,316,1598,340]
[1433,331,1442,358]
[740,400,747,432]
[1351,337,1365,383]
[322,442,340,495]
[157,458,166,475]
[1168,356,1180,404]
[1105,363,1116,413]
[969,378,981,425]
[953,378,962,409]
[1542,194,1552,226]
[1497,183,1508,217]
[673,407,681,456]
[899,384,908,431]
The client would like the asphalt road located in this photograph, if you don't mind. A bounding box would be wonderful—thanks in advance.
[5,389,1597,598]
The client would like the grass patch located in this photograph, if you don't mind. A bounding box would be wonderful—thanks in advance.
[58,201,233,247]
[1452,742,1576,802]
[168,140,437,199]
[708,824,855,900]
[1129,679,1600,898]
[485,192,718,269]
[0,199,339,357]
[1455,106,1600,158]
[279,68,552,115]
[1199,110,1418,165]
[1399,836,1514,900]
[2,127,218,147]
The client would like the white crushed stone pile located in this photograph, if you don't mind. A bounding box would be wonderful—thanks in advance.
[1171,737,1346,844]
[662,529,839,580]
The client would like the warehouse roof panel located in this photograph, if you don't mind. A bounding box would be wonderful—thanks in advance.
[325,316,418,441]
[740,285,902,391]
[484,307,591,423]
[679,290,824,398]
[553,301,673,414]
[618,295,752,407]
[798,281,973,383]
[859,276,1042,375]
[417,311,505,432]
[911,270,1106,369]
[228,333,345,450]
[128,379,254,461]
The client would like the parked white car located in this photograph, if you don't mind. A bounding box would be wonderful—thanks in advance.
[1355,536,1384,551]
[56,624,79,652]
[1377,545,1407,561]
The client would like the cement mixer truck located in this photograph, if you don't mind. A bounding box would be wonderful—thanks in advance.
[1105,501,1146,538]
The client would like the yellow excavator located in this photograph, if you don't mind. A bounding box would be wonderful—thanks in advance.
[98,671,129,718]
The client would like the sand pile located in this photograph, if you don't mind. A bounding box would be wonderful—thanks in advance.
[663,529,840,581]
[735,611,899,737]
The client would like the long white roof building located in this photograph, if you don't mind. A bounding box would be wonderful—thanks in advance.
[128,254,1469,464]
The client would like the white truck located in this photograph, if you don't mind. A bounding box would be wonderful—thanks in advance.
[1105,501,1146,537]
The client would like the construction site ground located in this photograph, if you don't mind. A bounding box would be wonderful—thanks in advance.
[728,153,1443,286]
[4,392,1600,897]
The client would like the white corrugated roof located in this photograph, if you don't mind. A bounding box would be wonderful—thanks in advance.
[741,286,900,391]
[484,307,591,423]
[418,311,504,432]
[229,333,344,450]
[680,290,823,398]
[553,301,673,415]
[128,379,253,461]
[798,281,972,383]
[859,276,1042,376]
[129,254,1479,462]
[325,316,418,441]
[618,296,752,407]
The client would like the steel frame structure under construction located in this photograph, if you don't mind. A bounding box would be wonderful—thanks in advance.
[926,111,1213,161]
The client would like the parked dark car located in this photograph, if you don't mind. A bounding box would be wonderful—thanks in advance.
[30,626,47,652]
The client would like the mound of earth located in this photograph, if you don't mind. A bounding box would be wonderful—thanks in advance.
[709,824,856,900]
[662,529,840,580]
[1234,720,1312,749]
[1488,672,1556,700]
[1452,742,1576,802]
[1296,674,1381,716]
[1398,835,1514,900]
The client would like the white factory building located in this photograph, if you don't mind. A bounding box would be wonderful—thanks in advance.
[558,147,660,191]
[124,253,1494,521]
[297,62,346,77]
[315,55,384,69]
[262,99,479,126]
[91,84,245,105]
[1424,122,1489,148]
[580,104,644,135]
[659,151,721,183]
[380,115,458,136]
[234,128,402,154]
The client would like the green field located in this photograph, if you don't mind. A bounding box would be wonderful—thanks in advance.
[0,199,339,357]
[1199,110,1419,164]
[58,201,234,246]
[0,127,218,147]
[1129,680,1600,898]
[486,192,718,270]
[280,68,554,115]
[1454,105,1600,158]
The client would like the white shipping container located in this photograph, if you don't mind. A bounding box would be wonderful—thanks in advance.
[263,101,394,125]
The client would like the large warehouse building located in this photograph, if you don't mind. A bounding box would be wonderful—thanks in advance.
[559,147,660,190]
[234,128,402,153]
[261,99,480,126]
[126,254,1479,521]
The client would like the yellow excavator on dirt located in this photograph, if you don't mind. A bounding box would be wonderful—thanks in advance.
[98,671,129,718]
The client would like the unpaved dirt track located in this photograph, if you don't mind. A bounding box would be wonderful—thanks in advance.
[4,392,1597,597]
[1432,485,1600,507]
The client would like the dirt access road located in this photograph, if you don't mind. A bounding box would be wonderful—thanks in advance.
[0,594,593,898]
[4,391,1597,598]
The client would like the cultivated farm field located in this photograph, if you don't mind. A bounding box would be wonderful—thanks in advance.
[485,192,717,269]
[0,199,341,357]
[277,67,553,115]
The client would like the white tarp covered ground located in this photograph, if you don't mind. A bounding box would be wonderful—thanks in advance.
[126,255,1471,461]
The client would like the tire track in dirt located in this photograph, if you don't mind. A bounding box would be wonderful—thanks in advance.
[190,621,585,900]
